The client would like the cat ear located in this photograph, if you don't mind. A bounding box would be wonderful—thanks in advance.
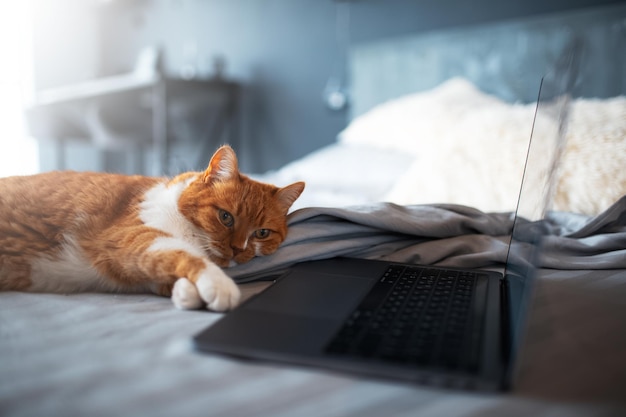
[202,145,239,184]
[275,182,305,213]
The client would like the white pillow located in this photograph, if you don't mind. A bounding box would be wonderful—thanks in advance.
[340,78,626,214]
[338,77,505,155]
[384,102,543,213]
[384,95,626,215]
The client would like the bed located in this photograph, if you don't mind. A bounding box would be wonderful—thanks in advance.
[2,4,626,417]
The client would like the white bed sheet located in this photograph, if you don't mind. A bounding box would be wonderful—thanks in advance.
[2,269,625,417]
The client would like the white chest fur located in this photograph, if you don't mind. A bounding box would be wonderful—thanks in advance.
[139,178,210,258]
[139,179,195,239]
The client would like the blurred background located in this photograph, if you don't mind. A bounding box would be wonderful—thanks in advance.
[0,0,622,178]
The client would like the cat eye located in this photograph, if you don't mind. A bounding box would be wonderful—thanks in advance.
[254,229,271,239]
[218,209,234,227]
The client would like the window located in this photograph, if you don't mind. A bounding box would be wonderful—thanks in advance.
[0,2,39,178]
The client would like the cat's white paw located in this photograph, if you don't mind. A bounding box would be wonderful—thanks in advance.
[171,277,204,310]
[195,265,241,312]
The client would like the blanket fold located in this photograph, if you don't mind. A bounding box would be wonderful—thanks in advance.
[228,197,626,283]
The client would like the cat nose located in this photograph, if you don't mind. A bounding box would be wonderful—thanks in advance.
[231,244,245,257]
[231,233,248,257]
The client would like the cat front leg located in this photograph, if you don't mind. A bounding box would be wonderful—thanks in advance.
[112,234,241,311]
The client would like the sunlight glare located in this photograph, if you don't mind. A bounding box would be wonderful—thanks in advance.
[0,1,39,178]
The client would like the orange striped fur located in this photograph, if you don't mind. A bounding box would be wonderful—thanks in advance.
[0,146,304,311]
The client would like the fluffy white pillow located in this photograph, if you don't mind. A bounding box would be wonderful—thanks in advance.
[340,77,626,215]
[553,96,626,215]
[384,94,626,215]
[338,78,504,155]
[384,101,538,213]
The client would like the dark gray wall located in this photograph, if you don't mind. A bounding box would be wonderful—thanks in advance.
[97,0,622,173]
[99,0,346,173]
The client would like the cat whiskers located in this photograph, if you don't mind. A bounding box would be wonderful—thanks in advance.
[192,233,225,261]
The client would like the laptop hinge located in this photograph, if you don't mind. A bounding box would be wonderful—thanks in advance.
[500,277,513,389]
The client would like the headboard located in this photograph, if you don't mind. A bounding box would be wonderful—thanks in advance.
[349,3,626,119]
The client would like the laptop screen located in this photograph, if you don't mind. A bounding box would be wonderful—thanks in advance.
[503,40,580,381]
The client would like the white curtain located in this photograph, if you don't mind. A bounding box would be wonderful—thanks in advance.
[0,2,39,178]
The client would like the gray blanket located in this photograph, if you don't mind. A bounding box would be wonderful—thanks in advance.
[229,196,626,282]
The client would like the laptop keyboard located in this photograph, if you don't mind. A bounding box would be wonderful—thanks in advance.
[325,265,484,373]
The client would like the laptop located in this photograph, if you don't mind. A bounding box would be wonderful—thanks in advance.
[193,42,580,392]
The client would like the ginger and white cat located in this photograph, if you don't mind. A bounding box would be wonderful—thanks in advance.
[0,145,304,311]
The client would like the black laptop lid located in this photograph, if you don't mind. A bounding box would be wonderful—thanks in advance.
[503,40,581,381]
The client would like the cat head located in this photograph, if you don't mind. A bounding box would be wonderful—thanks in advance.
[178,145,305,267]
